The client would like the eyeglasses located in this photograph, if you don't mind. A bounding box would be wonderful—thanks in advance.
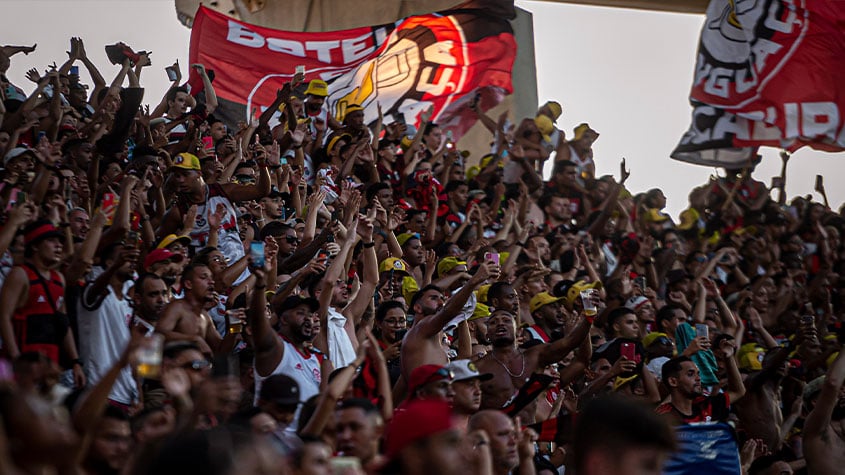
[182,360,213,371]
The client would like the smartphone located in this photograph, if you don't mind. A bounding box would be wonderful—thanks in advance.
[126,230,140,248]
[815,174,824,192]
[484,252,500,266]
[16,190,27,204]
[165,66,178,81]
[295,65,305,75]
[771,176,784,189]
[317,250,329,266]
[620,342,635,361]
[331,457,362,474]
[634,276,646,291]
[250,241,266,268]
[801,315,814,326]
[695,323,709,339]
[70,65,79,76]
[394,329,408,341]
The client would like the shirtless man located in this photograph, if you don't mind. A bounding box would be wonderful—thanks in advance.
[476,309,590,411]
[733,345,791,452]
[400,261,497,380]
[155,264,239,356]
[804,345,845,475]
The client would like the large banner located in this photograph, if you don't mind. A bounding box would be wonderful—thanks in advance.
[671,0,845,167]
[187,3,516,138]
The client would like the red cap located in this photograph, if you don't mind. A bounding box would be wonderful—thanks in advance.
[407,364,453,396]
[385,399,454,460]
[144,248,184,268]
[24,220,64,246]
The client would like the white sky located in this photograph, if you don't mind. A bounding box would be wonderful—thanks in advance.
[3,0,842,215]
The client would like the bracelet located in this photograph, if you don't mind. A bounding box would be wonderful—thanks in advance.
[363,241,376,248]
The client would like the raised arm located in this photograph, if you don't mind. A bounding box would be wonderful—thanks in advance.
[192,64,218,115]
[415,261,497,338]
[248,263,284,376]
[804,344,845,439]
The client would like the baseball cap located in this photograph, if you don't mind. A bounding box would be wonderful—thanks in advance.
[379,257,410,274]
[556,280,603,307]
[641,332,670,348]
[644,208,669,223]
[144,249,184,268]
[529,291,564,313]
[396,232,420,247]
[4,147,36,165]
[446,359,493,383]
[573,123,599,142]
[259,374,301,406]
[384,399,454,460]
[737,343,765,371]
[543,101,562,121]
[156,234,192,250]
[276,295,319,315]
[304,79,328,97]
[23,220,64,247]
[171,152,201,171]
[436,257,467,277]
[408,365,453,396]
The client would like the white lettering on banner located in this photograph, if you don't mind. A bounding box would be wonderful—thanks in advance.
[267,38,305,56]
[684,101,845,146]
[226,21,387,66]
[306,40,340,63]
[343,33,376,63]
[764,0,799,34]
[227,20,264,48]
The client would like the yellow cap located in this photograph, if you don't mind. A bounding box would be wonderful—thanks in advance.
[171,152,201,171]
[437,257,467,277]
[544,101,562,121]
[573,123,598,142]
[402,275,419,304]
[397,232,420,247]
[479,154,503,169]
[468,302,491,321]
[677,208,700,231]
[476,284,491,304]
[379,257,409,274]
[529,292,564,313]
[642,332,669,348]
[644,208,669,223]
[737,343,765,371]
[156,234,192,250]
[304,79,328,97]
[565,280,603,307]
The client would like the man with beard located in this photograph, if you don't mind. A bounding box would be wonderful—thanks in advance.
[259,188,287,222]
[804,347,845,475]
[248,263,333,431]
[526,292,567,343]
[77,243,140,408]
[475,308,590,411]
[447,359,492,431]
[131,273,170,328]
[155,264,239,357]
[656,350,745,425]
[401,261,497,380]
[0,220,86,388]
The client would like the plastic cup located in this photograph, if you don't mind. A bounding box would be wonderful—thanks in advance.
[580,289,597,317]
[136,333,164,379]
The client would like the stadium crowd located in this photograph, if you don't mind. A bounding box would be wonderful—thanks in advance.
[0,35,843,475]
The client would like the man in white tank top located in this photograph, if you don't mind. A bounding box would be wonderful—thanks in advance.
[248,265,333,431]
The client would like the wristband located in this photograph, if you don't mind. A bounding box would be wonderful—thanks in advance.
[363,241,376,248]
[584,314,596,325]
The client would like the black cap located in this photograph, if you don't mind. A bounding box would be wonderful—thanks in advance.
[666,269,692,286]
[259,374,300,406]
[277,295,319,314]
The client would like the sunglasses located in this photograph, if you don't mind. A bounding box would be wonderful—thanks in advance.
[182,360,213,371]
[423,367,455,386]
[235,175,256,183]
[285,235,300,244]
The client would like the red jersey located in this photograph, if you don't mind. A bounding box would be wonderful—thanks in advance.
[13,264,68,363]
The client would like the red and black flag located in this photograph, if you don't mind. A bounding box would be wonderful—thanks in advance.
[672,0,845,167]
[187,2,516,139]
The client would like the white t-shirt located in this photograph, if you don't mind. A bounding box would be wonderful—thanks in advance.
[327,307,356,368]
[77,278,137,404]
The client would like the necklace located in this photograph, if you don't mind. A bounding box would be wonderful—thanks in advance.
[491,349,526,378]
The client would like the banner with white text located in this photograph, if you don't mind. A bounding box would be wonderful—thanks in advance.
[187,4,516,139]
[672,0,845,167]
